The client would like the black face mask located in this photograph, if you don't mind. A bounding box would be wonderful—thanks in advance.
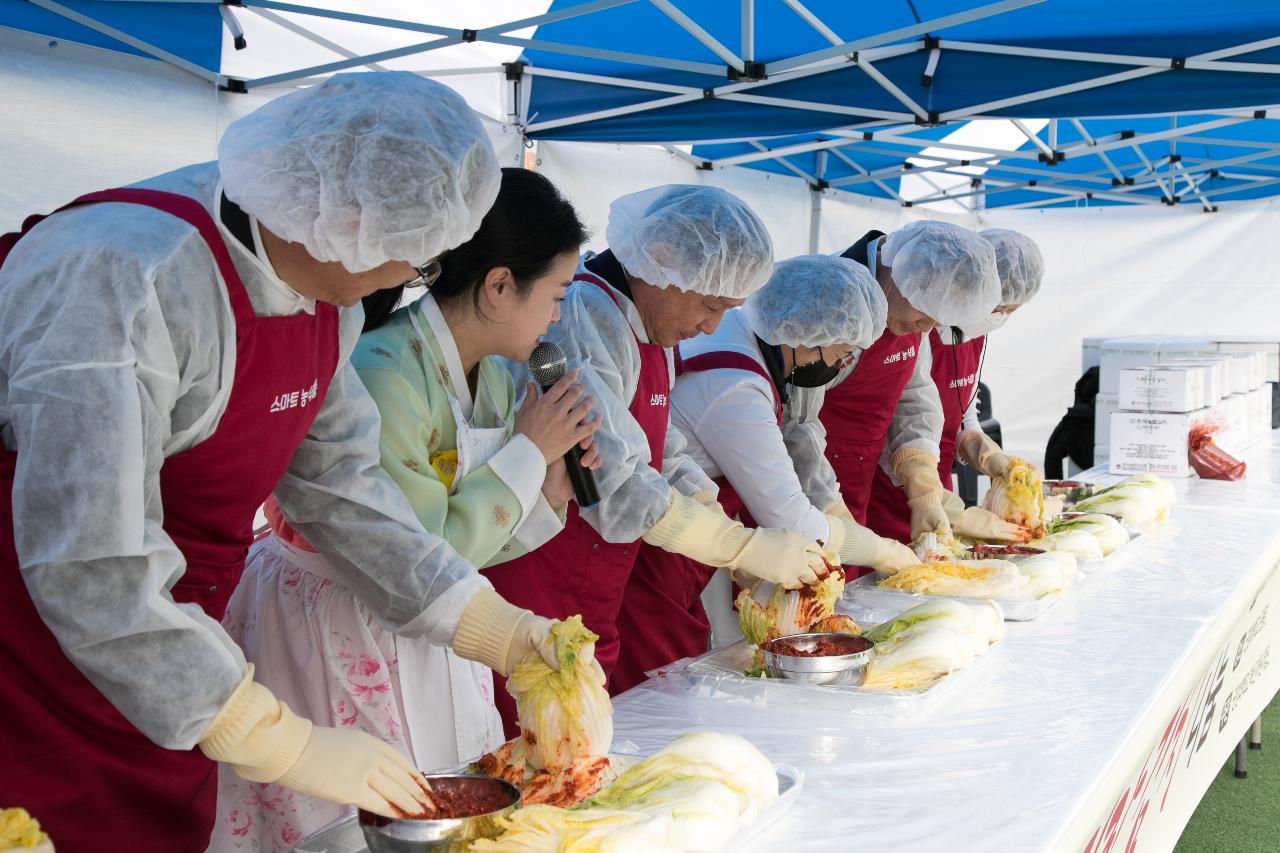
[788,360,842,388]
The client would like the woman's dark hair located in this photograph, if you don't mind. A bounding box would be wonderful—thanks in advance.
[362,167,588,331]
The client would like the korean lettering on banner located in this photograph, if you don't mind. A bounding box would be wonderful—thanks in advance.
[1080,567,1278,853]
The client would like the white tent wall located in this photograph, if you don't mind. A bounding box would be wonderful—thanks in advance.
[977,200,1280,466]
[0,27,525,231]
[6,22,1276,476]
[536,139,971,260]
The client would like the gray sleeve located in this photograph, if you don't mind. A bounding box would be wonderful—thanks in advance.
[531,284,674,542]
[781,410,843,511]
[661,417,719,498]
[0,224,246,750]
[274,319,487,644]
[885,334,943,459]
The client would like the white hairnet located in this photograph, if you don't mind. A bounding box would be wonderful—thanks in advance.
[745,255,887,348]
[980,228,1044,305]
[881,221,1000,326]
[218,72,501,273]
[606,185,773,298]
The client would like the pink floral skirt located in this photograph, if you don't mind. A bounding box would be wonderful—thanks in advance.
[207,536,502,852]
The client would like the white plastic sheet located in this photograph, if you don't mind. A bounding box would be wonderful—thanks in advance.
[613,434,1280,852]
[655,636,1006,719]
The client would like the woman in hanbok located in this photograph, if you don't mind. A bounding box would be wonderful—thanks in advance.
[211,168,596,851]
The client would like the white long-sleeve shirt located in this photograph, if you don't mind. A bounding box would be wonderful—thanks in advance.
[504,254,716,543]
[0,162,484,749]
[670,309,831,544]
[782,236,945,504]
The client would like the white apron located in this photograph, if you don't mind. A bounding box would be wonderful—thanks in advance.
[209,297,506,852]
[398,295,507,769]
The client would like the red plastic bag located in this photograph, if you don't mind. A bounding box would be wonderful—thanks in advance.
[1188,422,1246,480]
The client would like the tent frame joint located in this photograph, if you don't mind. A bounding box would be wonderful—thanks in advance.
[727,61,767,81]
[219,77,248,94]
[504,61,525,81]
[914,112,943,127]
[461,29,478,43]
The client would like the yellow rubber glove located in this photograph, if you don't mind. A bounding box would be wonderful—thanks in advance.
[950,506,1029,542]
[824,515,920,574]
[199,668,430,818]
[825,498,856,523]
[690,489,725,516]
[892,449,955,539]
[452,588,561,678]
[957,430,1015,479]
[643,492,823,589]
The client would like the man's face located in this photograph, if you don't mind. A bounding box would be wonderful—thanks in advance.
[630,278,745,347]
[874,244,939,336]
[883,278,939,336]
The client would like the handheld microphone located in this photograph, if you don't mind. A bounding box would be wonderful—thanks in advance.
[528,341,600,508]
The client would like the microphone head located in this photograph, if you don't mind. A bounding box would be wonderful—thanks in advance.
[529,341,568,387]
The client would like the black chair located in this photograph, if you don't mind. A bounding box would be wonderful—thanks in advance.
[952,381,1001,507]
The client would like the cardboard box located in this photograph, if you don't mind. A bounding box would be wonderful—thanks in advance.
[1109,410,1205,478]
[1118,366,1204,413]
[1098,337,1215,394]
[1214,338,1280,384]
[1227,354,1255,395]
[1081,336,1108,373]
[1163,357,1227,403]
[1094,392,1120,448]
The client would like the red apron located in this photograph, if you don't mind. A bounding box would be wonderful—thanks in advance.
[484,272,670,731]
[820,328,922,530]
[611,348,777,694]
[864,329,986,543]
[0,189,339,851]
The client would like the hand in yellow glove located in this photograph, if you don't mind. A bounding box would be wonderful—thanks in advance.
[957,430,1017,479]
[950,506,1030,542]
[868,536,921,574]
[643,492,822,589]
[690,489,725,516]
[892,449,956,539]
[823,514,918,575]
[452,588,562,677]
[199,668,431,819]
[825,498,856,523]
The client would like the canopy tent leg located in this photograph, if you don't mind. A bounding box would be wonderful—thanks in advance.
[1249,715,1263,750]
[808,150,827,254]
[1234,737,1249,779]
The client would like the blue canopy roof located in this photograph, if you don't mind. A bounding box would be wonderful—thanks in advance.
[693,113,1280,210]
[3,1,1277,207]
[521,0,1280,142]
[0,0,221,72]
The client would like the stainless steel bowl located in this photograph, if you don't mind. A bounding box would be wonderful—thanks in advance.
[358,774,520,853]
[762,632,874,686]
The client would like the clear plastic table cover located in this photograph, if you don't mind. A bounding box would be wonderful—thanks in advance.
[661,634,1007,718]
[292,763,805,853]
[843,572,1063,622]
[611,437,1280,853]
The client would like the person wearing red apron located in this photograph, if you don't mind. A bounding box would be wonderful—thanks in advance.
[798,222,1004,556]
[0,73,562,847]
[865,327,987,543]
[611,256,919,692]
[865,227,1048,544]
[485,185,826,729]
[950,229,1049,486]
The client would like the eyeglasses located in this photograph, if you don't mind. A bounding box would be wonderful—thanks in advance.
[402,259,442,289]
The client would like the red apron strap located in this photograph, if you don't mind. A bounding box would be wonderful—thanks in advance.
[0,188,256,324]
[676,350,782,425]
